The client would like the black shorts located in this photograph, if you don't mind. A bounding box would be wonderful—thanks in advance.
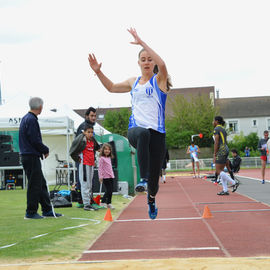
[215,145,229,164]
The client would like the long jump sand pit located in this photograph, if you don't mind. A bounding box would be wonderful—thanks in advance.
[1,258,270,270]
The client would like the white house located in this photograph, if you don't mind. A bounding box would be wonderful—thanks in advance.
[215,96,270,140]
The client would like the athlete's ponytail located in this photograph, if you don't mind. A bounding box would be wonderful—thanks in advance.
[153,64,172,91]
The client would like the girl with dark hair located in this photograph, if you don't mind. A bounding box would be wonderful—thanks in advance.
[98,143,115,209]
[213,116,239,195]
[88,28,171,219]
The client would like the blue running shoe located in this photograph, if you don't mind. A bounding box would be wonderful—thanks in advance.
[135,179,148,192]
[148,201,158,220]
[262,180,265,184]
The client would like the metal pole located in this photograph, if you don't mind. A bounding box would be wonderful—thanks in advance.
[66,128,70,188]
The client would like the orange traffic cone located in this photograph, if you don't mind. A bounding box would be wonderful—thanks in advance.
[202,205,213,219]
[104,208,113,222]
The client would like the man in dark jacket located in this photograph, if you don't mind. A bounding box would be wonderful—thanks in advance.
[76,107,97,137]
[19,97,62,219]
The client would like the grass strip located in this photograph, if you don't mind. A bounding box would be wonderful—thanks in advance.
[0,188,132,263]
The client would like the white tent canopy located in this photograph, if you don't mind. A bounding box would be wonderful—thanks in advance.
[0,93,111,185]
[0,93,75,185]
[0,92,111,135]
[0,93,74,133]
[55,104,111,136]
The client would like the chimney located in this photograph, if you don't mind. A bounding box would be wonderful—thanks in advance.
[216,89,220,99]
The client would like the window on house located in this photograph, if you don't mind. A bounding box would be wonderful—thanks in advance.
[252,119,257,127]
[98,114,104,119]
[228,121,238,133]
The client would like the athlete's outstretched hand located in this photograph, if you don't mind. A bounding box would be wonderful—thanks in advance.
[128,27,143,46]
[88,53,102,74]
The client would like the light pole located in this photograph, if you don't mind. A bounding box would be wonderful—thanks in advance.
[191,133,203,142]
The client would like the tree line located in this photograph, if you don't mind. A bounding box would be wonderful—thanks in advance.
[102,94,259,157]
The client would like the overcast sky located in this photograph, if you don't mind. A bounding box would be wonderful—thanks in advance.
[0,0,269,111]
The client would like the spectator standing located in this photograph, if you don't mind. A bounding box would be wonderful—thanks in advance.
[187,142,201,178]
[75,107,97,207]
[99,143,115,209]
[71,124,100,210]
[213,116,239,195]
[19,97,62,219]
[244,147,250,157]
[258,130,269,184]
[76,107,97,137]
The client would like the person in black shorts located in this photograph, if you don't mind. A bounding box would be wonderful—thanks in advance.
[213,116,239,195]
[258,130,269,184]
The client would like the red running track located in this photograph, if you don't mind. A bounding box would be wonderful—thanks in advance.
[238,168,270,180]
[79,175,270,261]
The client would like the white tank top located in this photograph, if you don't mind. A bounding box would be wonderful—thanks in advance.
[128,74,167,133]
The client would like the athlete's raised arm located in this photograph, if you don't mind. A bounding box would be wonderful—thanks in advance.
[88,53,135,93]
[127,27,170,93]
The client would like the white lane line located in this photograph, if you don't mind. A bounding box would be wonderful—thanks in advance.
[30,233,49,239]
[0,219,100,250]
[71,218,101,224]
[71,218,100,221]
[0,243,17,249]
[212,209,270,213]
[238,175,269,182]
[196,201,260,204]
[61,224,90,230]
[115,217,202,222]
[84,247,220,254]
[176,180,231,257]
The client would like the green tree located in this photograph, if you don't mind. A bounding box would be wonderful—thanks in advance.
[103,108,131,137]
[166,94,219,149]
[245,132,260,151]
[227,132,259,156]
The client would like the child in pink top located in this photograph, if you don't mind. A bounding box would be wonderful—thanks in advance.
[98,143,115,209]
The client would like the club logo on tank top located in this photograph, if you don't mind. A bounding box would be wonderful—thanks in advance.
[145,87,153,97]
